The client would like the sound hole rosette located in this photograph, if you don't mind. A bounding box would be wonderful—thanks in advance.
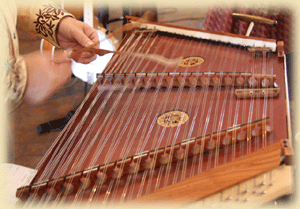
[179,56,205,67]
[157,110,189,127]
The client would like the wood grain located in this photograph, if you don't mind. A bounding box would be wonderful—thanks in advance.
[127,141,281,206]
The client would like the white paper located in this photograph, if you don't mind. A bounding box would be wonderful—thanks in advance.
[0,163,37,206]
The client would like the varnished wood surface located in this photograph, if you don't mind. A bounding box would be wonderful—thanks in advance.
[16,22,290,205]
[187,164,293,207]
[127,141,281,205]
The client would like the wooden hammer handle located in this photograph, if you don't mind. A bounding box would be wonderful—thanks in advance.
[232,13,277,26]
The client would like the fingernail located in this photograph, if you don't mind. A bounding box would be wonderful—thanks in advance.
[87,41,94,47]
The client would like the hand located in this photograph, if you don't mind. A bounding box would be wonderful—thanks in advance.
[23,50,72,104]
[57,17,99,64]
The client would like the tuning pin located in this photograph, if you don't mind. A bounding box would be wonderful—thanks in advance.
[128,161,140,174]
[224,76,233,86]
[144,157,154,170]
[79,177,91,190]
[112,77,121,87]
[261,78,270,88]
[192,143,201,155]
[200,76,210,87]
[154,77,163,87]
[248,77,258,88]
[212,76,221,87]
[252,126,262,137]
[236,76,245,86]
[112,166,123,179]
[133,77,142,87]
[266,125,273,133]
[96,172,107,184]
[122,77,131,86]
[143,77,152,89]
[188,76,197,87]
[237,131,247,141]
[206,140,216,150]
[175,148,185,160]
[62,183,74,195]
[222,135,232,146]
[165,76,173,87]
[160,153,170,165]
[176,76,185,87]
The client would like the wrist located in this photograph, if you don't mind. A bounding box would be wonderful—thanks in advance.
[56,16,76,48]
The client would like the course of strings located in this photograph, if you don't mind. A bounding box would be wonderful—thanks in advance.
[16,27,287,207]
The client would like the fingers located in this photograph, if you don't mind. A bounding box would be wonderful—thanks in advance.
[72,25,100,63]
[57,18,100,64]
[73,26,99,48]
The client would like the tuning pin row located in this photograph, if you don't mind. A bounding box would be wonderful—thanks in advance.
[190,122,272,155]
[21,120,272,201]
[97,72,276,90]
